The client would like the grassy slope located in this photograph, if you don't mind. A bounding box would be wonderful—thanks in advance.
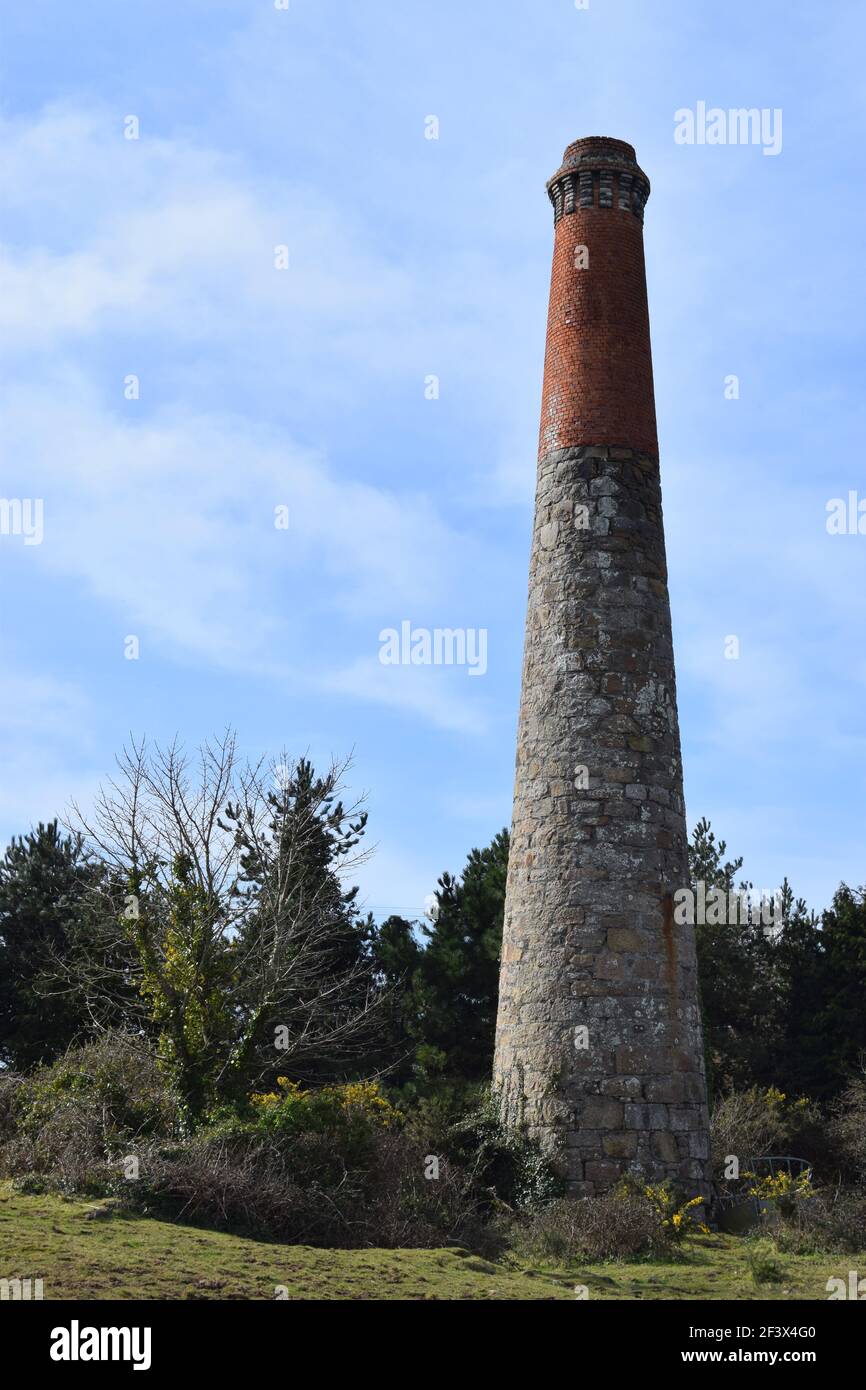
[0,1185,859,1300]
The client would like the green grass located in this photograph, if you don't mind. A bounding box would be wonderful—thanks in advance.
[0,1184,860,1300]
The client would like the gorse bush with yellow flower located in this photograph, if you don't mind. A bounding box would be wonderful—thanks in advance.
[249,1077,401,1134]
[230,1077,404,1174]
[744,1167,814,1218]
[614,1176,710,1243]
[710,1086,826,1182]
[513,1177,709,1263]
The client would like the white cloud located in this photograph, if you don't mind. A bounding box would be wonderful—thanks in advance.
[0,377,489,689]
[0,103,417,373]
[0,101,501,722]
[326,656,488,735]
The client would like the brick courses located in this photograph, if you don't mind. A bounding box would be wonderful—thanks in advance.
[493,138,711,1197]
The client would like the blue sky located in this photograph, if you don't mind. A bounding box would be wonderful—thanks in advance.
[0,0,864,918]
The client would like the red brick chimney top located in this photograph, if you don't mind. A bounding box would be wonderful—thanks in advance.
[547,136,650,223]
[557,134,638,167]
[539,135,658,456]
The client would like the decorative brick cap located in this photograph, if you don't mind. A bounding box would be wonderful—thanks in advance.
[547,136,650,224]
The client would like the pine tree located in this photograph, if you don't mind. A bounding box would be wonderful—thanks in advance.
[818,884,866,1093]
[0,822,105,1069]
[689,818,783,1095]
[769,880,827,1099]
[367,914,424,1086]
[222,756,377,1089]
[412,830,509,1087]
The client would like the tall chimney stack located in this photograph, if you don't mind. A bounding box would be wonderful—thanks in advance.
[494,138,710,1196]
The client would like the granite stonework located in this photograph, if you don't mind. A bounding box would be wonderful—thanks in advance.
[493,139,711,1198]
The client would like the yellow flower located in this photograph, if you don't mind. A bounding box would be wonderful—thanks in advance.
[249,1090,281,1108]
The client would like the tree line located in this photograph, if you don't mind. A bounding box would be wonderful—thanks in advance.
[0,737,864,1114]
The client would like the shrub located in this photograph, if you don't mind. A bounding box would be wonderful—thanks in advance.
[829,1071,866,1184]
[511,1173,711,1264]
[248,1078,399,1148]
[110,1084,553,1249]
[0,1033,180,1193]
[435,1090,562,1212]
[115,1132,356,1243]
[0,1073,24,1142]
[744,1167,814,1218]
[0,1061,556,1250]
[746,1238,787,1286]
[201,1078,406,1192]
[115,1124,486,1249]
[614,1176,709,1243]
[512,1190,671,1263]
[711,1087,827,1181]
[18,1033,180,1141]
[770,1188,866,1255]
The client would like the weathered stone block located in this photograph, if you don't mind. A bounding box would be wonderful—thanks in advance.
[603,1132,638,1159]
[651,1131,679,1164]
[493,138,710,1198]
[607,926,642,952]
[585,1161,622,1187]
[581,1098,624,1129]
